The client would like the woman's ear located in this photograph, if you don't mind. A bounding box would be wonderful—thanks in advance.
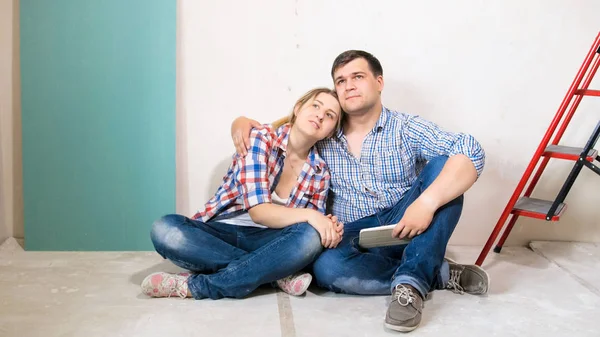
[293,102,302,117]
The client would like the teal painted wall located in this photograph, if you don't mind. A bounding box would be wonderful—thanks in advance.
[21,0,176,250]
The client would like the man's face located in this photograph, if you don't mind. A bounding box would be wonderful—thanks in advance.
[332,58,383,114]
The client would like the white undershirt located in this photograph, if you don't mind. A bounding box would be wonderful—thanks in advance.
[218,190,289,228]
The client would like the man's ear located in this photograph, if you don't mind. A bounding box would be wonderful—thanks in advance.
[377,75,384,94]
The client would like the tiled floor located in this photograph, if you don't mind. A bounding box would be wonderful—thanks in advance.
[0,238,598,337]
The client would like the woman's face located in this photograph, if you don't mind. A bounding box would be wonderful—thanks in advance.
[294,92,341,140]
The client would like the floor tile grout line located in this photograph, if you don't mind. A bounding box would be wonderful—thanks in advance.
[276,291,296,337]
[529,243,600,297]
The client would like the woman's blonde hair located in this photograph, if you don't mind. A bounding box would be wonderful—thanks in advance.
[272,87,343,136]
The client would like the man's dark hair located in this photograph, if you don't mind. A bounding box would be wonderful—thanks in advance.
[331,50,383,79]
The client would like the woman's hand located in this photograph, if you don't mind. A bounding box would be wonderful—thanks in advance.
[327,214,344,238]
[308,213,342,249]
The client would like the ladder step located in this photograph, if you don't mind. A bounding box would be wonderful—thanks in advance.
[543,145,598,161]
[511,197,566,221]
[574,89,600,96]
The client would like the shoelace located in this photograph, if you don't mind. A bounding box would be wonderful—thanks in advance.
[446,269,465,295]
[393,284,416,307]
[278,275,294,291]
[164,275,188,299]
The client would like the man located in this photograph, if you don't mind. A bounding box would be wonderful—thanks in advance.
[231,50,488,332]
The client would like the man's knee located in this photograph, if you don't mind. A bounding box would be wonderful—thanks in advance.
[313,243,393,295]
[454,194,464,205]
[312,248,346,287]
[423,156,448,177]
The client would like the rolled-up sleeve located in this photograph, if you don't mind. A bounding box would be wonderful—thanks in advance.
[406,115,485,177]
[234,129,273,208]
[308,170,330,213]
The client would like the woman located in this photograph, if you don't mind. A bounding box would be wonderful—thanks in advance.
[142,87,344,300]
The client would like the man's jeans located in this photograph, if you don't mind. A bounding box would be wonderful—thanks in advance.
[312,156,461,298]
[150,214,322,299]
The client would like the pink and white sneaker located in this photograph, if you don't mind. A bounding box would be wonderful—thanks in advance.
[141,272,190,298]
[276,273,312,296]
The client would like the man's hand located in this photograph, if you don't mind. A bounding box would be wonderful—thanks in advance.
[231,117,262,156]
[392,196,438,239]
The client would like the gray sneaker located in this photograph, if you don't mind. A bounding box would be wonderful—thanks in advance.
[445,258,490,295]
[385,284,424,332]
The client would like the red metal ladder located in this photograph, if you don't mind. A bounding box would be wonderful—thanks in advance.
[476,32,600,266]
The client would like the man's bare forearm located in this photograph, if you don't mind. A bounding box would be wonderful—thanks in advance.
[418,154,478,210]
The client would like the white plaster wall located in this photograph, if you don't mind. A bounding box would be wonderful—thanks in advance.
[178,0,600,246]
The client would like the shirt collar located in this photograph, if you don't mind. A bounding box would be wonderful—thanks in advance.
[334,106,389,139]
[373,106,390,132]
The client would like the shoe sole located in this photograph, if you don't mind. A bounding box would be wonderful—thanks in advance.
[384,322,419,332]
[290,274,312,296]
[444,257,491,295]
[278,274,312,296]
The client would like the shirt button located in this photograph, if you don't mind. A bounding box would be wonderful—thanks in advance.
[364,188,377,197]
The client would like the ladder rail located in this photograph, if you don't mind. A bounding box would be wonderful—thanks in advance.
[476,32,600,266]
[525,38,600,197]
[493,214,519,253]
[550,54,600,147]
[529,55,600,219]
[581,122,600,177]
[547,121,600,217]
[583,160,600,176]
[546,162,585,219]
